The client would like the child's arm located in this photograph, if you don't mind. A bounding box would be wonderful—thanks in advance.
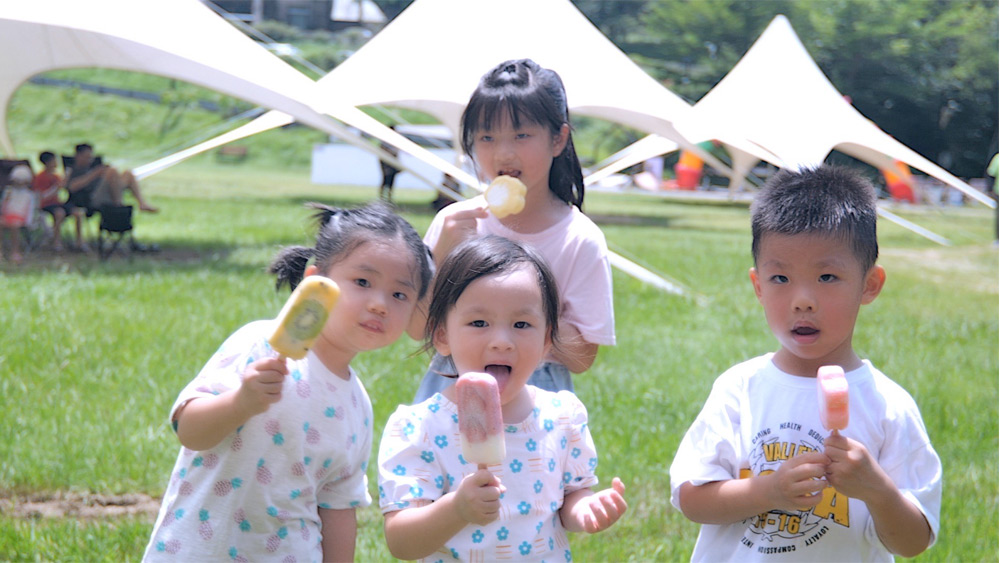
[174,357,288,451]
[319,507,357,562]
[405,205,487,341]
[383,468,504,560]
[560,477,628,533]
[677,451,829,524]
[824,433,932,557]
[549,322,598,373]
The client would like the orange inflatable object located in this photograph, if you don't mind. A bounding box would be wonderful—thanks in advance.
[883,161,916,203]
[674,150,704,190]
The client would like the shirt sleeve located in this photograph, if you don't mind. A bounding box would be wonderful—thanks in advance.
[669,371,744,510]
[377,403,447,513]
[558,391,600,493]
[870,386,943,546]
[318,431,373,510]
[558,232,616,346]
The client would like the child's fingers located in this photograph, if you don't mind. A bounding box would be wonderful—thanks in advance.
[612,477,627,497]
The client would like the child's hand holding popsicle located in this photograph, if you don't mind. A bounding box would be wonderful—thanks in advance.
[237,276,341,417]
[817,366,890,502]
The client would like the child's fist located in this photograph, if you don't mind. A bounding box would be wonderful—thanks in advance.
[454,468,505,526]
[237,357,289,416]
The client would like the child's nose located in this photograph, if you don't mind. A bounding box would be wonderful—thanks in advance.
[792,287,816,312]
[489,328,514,351]
[368,293,388,316]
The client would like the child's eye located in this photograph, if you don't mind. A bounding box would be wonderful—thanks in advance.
[393,291,409,301]
[478,134,493,143]
[819,274,838,283]
[516,133,530,140]
[513,321,531,329]
[354,278,370,288]
[769,275,788,284]
[470,320,487,328]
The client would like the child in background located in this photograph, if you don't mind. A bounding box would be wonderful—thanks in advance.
[31,151,77,252]
[0,164,34,263]
[411,58,615,401]
[380,235,627,562]
[669,166,941,561]
[144,202,433,562]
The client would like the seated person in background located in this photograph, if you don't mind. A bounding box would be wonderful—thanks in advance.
[66,143,158,215]
[32,151,81,252]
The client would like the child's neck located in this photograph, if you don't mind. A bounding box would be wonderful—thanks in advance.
[497,187,569,234]
[311,340,354,381]
[500,386,535,424]
[772,348,864,378]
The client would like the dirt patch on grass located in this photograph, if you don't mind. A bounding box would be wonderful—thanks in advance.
[0,492,160,520]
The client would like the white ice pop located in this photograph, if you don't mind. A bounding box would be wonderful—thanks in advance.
[269,276,340,360]
[456,372,506,467]
[484,175,527,218]
[817,365,849,431]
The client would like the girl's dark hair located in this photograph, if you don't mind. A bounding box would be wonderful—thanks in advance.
[751,165,879,272]
[423,235,560,353]
[460,59,585,209]
[269,201,434,299]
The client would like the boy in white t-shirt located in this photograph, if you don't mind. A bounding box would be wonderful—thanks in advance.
[670,165,941,561]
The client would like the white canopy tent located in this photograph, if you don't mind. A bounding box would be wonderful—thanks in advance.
[141,0,781,185]
[0,0,477,188]
[703,15,992,209]
[591,15,995,211]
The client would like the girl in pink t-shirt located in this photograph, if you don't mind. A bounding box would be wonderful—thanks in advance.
[411,59,615,401]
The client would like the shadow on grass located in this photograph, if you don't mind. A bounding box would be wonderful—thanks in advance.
[0,243,257,278]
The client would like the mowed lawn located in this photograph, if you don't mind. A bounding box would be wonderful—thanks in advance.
[0,163,996,561]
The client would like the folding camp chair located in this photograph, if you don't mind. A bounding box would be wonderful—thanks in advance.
[96,205,134,260]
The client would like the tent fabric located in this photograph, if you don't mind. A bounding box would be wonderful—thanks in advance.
[585,15,994,209]
[0,0,338,156]
[147,0,778,183]
[321,0,781,173]
[0,0,478,188]
[692,15,995,208]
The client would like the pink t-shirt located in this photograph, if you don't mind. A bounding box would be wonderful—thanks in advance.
[424,196,616,346]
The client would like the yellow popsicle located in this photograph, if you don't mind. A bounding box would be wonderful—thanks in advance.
[269,276,340,359]
[484,175,527,218]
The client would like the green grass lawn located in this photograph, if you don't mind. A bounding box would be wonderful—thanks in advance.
[1,162,996,561]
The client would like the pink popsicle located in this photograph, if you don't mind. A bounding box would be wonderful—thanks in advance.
[455,372,506,466]
[817,365,849,431]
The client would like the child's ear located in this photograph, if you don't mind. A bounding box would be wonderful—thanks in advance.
[749,267,763,300]
[551,123,570,157]
[432,326,450,357]
[304,264,319,278]
[861,264,886,305]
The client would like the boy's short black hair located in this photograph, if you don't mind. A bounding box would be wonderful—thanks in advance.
[39,151,55,165]
[751,165,879,272]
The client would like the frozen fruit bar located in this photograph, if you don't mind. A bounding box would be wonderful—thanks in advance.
[456,372,506,466]
[817,365,849,431]
[269,276,340,360]
[484,175,527,218]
